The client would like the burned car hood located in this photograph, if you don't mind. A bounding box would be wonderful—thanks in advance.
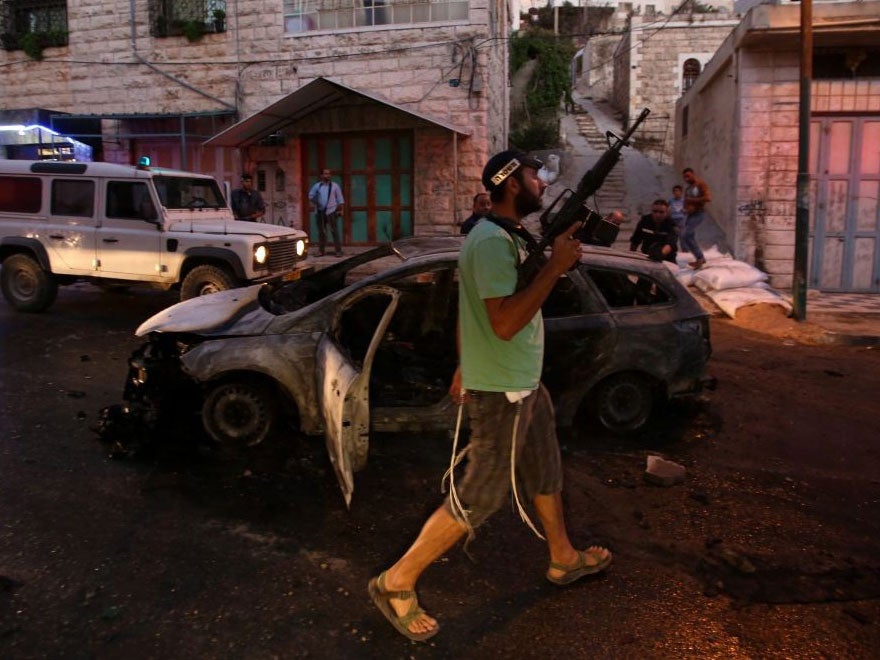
[136,284,273,337]
[165,217,303,238]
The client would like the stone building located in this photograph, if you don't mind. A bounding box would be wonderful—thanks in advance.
[0,0,511,241]
[675,1,880,293]
[613,11,740,161]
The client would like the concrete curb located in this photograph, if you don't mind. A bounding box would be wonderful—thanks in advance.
[818,331,880,347]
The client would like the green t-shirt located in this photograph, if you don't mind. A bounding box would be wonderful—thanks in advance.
[459,219,543,392]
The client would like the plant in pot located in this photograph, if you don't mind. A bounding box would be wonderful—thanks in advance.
[182,19,206,42]
[19,31,48,60]
[212,9,226,33]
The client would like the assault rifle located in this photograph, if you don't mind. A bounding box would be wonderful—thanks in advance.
[517,107,651,288]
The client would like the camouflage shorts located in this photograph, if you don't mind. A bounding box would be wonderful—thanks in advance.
[444,383,563,528]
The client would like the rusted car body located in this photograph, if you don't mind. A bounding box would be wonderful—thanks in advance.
[121,237,711,503]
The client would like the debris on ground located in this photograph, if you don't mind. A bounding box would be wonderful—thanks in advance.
[644,455,686,486]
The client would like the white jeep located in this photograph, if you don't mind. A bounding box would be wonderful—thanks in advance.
[0,160,310,312]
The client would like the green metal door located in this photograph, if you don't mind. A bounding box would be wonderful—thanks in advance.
[303,132,413,246]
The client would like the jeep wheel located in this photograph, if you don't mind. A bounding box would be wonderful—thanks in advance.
[202,378,278,447]
[1,254,59,312]
[591,372,657,433]
[180,265,237,299]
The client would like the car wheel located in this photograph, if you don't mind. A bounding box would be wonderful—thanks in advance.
[0,253,59,312]
[591,372,656,433]
[180,264,237,299]
[202,379,278,447]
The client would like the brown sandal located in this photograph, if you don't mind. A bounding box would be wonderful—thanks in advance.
[368,571,439,642]
[547,546,613,585]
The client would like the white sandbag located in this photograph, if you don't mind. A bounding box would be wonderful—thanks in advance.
[662,260,695,287]
[706,286,792,318]
[702,245,732,262]
[676,245,731,269]
[693,261,768,292]
[677,270,696,287]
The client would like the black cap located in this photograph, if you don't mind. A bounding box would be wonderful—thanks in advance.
[241,173,252,181]
[481,150,543,192]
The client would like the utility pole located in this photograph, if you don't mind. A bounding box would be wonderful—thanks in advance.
[793,0,812,321]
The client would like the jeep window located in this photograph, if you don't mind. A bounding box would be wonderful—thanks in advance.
[107,181,158,220]
[152,176,224,210]
[0,176,41,213]
[585,268,671,308]
[51,179,94,217]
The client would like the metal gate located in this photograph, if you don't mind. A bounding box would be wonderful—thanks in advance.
[810,116,880,292]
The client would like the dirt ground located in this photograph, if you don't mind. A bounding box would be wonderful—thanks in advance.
[2,286,880,658]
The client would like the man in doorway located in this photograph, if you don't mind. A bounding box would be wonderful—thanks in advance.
[230,173,266,222]
[367,150,612,642]
[308,168,345,257]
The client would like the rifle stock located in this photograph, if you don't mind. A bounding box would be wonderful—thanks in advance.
[517,107,651,288]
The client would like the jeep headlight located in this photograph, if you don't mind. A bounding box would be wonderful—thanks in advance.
[296,239,306,257]
[254,243,269,268]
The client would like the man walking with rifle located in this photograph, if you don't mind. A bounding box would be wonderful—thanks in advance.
[367,150,612,642]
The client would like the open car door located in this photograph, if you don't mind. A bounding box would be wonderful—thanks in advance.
[316,285,400,507]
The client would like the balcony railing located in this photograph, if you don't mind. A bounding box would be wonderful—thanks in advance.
[283,0,468,33]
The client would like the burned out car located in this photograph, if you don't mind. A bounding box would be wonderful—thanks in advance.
[119,236,711,502]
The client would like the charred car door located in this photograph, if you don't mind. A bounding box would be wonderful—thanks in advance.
[316,285,400,507]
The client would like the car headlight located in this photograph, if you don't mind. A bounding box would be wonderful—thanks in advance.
[254,244,269,268]
[296,239,306,257]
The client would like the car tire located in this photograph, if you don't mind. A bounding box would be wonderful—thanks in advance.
[0,253,59,312]
[202,378,278,447]
[591,372,657,433]
[180,264,237,299]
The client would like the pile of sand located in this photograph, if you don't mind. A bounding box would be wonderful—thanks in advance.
[728,303,829,345]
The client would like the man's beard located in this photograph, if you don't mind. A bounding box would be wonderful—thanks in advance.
[514,186,543,217]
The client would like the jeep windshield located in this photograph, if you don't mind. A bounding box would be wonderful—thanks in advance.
[153,175,226,210]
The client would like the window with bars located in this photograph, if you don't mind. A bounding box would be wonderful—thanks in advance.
[148,0,227,38]
[0,0,68,53]
[283,0,468,33]
[682,58,701,92]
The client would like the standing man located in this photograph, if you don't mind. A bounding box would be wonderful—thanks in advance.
[629,199,678,263]
[682,167,711,269]
[230,173,266,222]
[308,168,345,257]
[459,191,492,235]
[368,150,612,642]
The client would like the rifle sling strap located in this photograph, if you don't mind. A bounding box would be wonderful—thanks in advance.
[481,214,539,264]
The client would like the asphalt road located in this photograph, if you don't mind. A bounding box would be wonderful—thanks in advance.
[2,283,880,658]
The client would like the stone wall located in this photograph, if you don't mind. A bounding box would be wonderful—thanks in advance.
[611,31,631,116]
[0,0,507,235]
[581,33,622,101]
[676,55,739,256]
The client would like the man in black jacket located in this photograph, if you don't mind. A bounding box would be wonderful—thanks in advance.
[629,199,677,262]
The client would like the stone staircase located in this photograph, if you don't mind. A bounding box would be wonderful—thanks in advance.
[573,113,631,251]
